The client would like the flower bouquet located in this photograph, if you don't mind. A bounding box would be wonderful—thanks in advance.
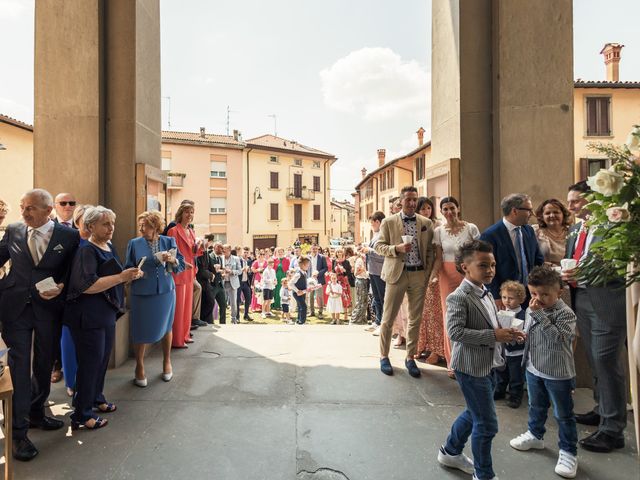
[577,126,640,288]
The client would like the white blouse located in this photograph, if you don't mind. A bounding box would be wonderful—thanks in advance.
[434,222,481,262]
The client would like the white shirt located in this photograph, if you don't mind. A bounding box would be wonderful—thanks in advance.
[502,218,520,252]
[310,255,318,273]
[434,222,480,262]
[28,220,55,257]
[261,267,276,289]
[56,216,73,228]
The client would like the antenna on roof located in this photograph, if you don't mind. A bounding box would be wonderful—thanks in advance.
[226,106,238,135]
[267,114,277,137]
[162,96,171,129]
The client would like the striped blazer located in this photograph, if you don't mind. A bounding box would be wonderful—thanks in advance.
[446,281,499,378]
[522,299,576,379]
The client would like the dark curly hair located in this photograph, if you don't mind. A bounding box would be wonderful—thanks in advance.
[528,265,562,289]
[454,240,494,275]
[535,199,572,228]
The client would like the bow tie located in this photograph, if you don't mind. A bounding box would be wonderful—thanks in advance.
[402,216,416,222]
[480,290,489,299]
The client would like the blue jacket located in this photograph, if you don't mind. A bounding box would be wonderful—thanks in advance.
[124,236,185,296]
[480,220,544,299]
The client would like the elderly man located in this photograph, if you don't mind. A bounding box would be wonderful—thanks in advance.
[53,192,77,228]
[0,189,80,461]
[480,193,544,308]
[375,186,435,378]
[222,244,242,324]
[562,181,628,453]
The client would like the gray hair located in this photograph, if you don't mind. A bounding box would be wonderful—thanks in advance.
[23,189,53,208]
[501,193,530,217]
[83,205,116,229]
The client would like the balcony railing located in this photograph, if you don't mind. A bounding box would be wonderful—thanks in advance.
[286,187,315,201]
[167,174,185,189]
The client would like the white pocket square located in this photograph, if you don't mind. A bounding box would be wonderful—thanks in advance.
[53,244,64,251]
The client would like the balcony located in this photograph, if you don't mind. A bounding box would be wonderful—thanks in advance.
[286,187,315,201]
[167,173,185,189]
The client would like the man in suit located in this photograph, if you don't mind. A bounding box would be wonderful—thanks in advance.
[197,241,227,324]
[375,186,435,377]
[237,247,254,321]
[0,189,80,461]
[309,244,328,318]
[480,193,544,308]
[222,244,242,324]
[563,181,627,453]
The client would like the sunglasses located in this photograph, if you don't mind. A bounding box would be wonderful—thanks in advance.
[58,201,77,207]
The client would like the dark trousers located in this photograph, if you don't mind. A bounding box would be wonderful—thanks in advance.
[494,354,525,401]
[294,293,307,324]
[1,306,56,439]
[211,283,227,324]
[237,281,252,318]
[369,274,385,325]
[70,323,115,423]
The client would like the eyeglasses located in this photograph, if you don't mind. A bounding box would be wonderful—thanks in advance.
[58,201,77,207]
[516,207,533,213]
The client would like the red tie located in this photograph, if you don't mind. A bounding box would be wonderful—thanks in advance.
[572,228,588,261]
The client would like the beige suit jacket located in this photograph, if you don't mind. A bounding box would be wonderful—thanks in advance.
[374,213,435,284]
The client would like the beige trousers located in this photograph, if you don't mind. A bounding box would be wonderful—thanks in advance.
[192,280,202,320]
[379,270,427,358]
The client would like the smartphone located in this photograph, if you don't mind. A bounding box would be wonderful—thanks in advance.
[137,256,146,269]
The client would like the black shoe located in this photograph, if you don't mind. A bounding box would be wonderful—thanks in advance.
[575,411,601,426]
[579,430,624,453]
[405,358,421,378]
[493,391,506,400]
[190,323,199,330]
[244,316,253,322]
[29,415,64,430]
[193,319,207,327]
[13,436,38,461]
[507,397,522,409]
[380,358,393,376]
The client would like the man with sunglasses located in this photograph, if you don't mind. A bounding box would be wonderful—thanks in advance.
[53,193,77,229]
[480,193,544,309]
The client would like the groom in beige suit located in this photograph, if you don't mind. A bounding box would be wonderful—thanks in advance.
[374,186,435,377]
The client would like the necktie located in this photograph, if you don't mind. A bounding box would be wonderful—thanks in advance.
[480,290,489,299]
[403,216,416,222]
[572,227,588,262]
[62,221,71,228]
[514,227,528,284]
[28,229,42,265]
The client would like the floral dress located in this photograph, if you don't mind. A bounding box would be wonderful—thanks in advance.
[333,259,352,309]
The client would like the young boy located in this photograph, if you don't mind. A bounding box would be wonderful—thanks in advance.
[437,240,524,480]
[510,266,578,479]
[290,256,310,325]
[494,280,527,408]
[261,259,276,319]
[280,278,292,324]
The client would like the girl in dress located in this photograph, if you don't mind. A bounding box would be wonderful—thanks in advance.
[325,273,344,324]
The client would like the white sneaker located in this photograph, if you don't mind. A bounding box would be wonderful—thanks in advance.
[372,326,380,336]
[555,450,577,478]
[510,430,545,451]
[261,313,267,319]
[437,445,475,475]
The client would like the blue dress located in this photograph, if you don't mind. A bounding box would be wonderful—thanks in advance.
[125,236,183,344]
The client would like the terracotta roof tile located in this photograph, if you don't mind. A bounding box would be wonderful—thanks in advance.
[574,80,640,89]
[245,134,334,157]
[0,114,33,132]
[161,130,244,147]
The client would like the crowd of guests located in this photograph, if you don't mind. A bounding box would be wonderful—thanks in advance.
[0,182,629,479]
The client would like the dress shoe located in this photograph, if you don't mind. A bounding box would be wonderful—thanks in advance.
[244,316,253,322]
[185,338,194,344]
[193,319,207,327]
[134,377,148,388]
[161,371,173,382]
[579,430,624,453]
[575,411,600,426]
[405,358,421,378]
[190,323,199,330]
[380,358,393,376]
[29,416,64,430]
[13,436,38,461]
[507,397,522,409]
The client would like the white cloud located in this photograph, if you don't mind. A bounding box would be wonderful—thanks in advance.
[320,47,429,121]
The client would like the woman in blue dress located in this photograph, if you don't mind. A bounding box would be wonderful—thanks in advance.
[65,206,142,430]
[125,210,184,387]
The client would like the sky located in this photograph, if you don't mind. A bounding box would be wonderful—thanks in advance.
[1,0,639,201]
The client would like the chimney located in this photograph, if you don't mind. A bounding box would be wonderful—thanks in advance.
[361,167,367,178]
[200,127,206,138]
[416,127,425,146]
[233,129,239,141]
[377,149,386,167]
[600,43,624,82]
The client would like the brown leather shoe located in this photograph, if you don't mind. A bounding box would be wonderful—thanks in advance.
[50,369,63,383]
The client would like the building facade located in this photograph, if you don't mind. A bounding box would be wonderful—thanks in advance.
[329,199,355,241]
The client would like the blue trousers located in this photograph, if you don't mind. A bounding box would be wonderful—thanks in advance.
[237,281,252,318]
[61,325,78,390]
[369,274,385,325]
[294,293,307,324]
[526,370,577,455]
[494,354,525,401]
[445,371,498,479]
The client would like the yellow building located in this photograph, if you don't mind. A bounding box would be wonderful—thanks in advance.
[329,199,355,241]
[0,115,34,228]
[574,44,640,181]
[244,135,336,249]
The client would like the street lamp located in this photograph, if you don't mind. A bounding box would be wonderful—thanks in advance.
[0,143,6,151]
[253,187,262,204]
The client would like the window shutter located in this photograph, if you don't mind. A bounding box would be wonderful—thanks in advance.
[579,158,589,181]
[294,205,302,228]
[270,203,279,220]
[313,205,320,220]
[270,172,279,189]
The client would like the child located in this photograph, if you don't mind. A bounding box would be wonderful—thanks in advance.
[494,280,527,408]
[261,259,276,319]
[280,278,292,324]
[325,273,344,324]
[437,240,524,480]
[509,266,578,479]
[290,256,310,325]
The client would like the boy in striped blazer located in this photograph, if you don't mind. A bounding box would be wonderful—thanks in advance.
[437,240,524,480]
[510,266,578,479]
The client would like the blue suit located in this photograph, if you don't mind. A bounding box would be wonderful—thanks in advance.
[124,236,185,295]
[480,220,544,300]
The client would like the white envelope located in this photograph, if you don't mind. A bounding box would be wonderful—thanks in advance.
[35,276,58,293]
[497,310,516,328]
[511,318,525,330]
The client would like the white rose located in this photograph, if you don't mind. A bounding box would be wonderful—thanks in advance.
[626,125,640,154]
[606,203,631,223]
[587,168,625,196]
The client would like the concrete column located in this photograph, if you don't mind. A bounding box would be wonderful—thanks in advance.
[34,0,161,366]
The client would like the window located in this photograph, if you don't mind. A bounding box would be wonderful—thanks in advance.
[313,176,321,192]
[270,155,279,163]
[294,205,302,228]
[293,173,303,197]
[270,171,279,189]
[365,203,373,220]
[161,157,171,171]
[380,173,386,191]
[211,233,227,243]
[270,203,279,220]
[586,96,611,137]
[579,158,612,181]
[313,204,321,220]
[293,158,303,167]
[387,169,394,189]
[209,197,227,214]
[210,161,227,178]
[365,182,373,200]
[312,160,321,169]
[415,155,425,181]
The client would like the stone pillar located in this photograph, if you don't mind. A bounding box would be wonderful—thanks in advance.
[34,0,161,366]
[431,0,574,229]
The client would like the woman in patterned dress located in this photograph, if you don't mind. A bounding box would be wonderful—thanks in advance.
[250,250,267,313]
[332,248,352,323]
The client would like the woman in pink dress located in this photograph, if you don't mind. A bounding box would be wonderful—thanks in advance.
[167,204,202,348]
[332,248,352,323]
[430,196,480,377]
[251,250,267,313]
